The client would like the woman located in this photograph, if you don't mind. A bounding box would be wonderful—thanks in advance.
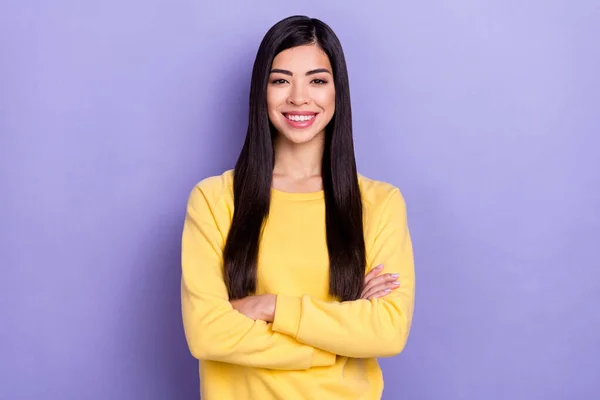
[181,15,415,400]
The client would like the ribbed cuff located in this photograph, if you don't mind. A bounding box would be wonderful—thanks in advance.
[272,294,302,338]
[310,348,337,368]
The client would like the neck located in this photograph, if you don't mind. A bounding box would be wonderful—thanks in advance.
[273,134,325,179]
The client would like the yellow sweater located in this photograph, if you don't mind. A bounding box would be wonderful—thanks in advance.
[181,169,415,400]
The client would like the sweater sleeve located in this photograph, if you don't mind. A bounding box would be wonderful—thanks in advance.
[181,183,336,370]
[271,188,415,359]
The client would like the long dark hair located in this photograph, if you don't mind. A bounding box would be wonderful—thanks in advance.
[223,16,366,301]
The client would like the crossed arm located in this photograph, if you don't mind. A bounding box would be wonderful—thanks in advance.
[181,186,334,370]
[181,185,415,369]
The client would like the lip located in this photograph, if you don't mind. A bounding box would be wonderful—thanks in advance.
[282,111,318,129]
[283,111,318,116]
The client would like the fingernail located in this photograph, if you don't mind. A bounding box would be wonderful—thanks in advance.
[392,282,400,286]
[376,264,384,269]
[384,289,391,292]
[391,274,399,278]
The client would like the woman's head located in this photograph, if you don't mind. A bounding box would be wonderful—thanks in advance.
[249,15,352,148]
[267,44,335,145]
[225,17,365,302]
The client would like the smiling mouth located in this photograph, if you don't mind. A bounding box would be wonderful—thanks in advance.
[284,113,317,122]
[282,113,318,129]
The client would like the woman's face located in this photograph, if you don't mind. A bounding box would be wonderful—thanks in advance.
[267,44,335,145]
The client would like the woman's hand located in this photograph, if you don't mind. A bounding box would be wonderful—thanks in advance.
[230,294,277,322]
[361,264,400,300]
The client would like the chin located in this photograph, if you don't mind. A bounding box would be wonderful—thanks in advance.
[278,128,324,145]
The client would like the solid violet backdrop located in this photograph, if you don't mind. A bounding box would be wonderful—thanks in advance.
[1,1,599,399]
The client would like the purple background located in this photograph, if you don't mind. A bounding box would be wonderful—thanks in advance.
[1,1,599,399]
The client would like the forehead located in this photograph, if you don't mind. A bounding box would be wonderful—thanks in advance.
[271,45,332,71]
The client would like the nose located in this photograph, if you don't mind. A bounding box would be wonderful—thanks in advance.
[287,83,309,106]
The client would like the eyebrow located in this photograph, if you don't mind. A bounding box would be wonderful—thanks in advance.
[270,68,332,76]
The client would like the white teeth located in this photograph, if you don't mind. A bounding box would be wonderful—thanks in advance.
[286,114,315,122]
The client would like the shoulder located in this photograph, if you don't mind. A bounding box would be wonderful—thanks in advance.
[358,173,407,213]
[358,173,410,238]
[187,169,234,211]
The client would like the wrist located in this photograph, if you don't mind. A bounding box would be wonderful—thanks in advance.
[262,294,276,322]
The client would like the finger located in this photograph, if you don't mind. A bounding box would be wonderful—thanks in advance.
[361,287,380,299]
[367,289,393,300]
[361,280,384,298]
[362,273,399,293]
[367,281,401,299]
[361,281,400,299]
[363,264,384,285]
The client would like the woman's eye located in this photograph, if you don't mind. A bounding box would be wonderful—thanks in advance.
[312,79,328,85]
[271,79,288,84]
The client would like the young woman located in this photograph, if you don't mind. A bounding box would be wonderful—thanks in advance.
[181,15,415,400]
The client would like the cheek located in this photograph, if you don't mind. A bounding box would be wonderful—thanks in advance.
[266,89,276,113]
[315,88,336,114]
[266,89,286,119]
[267,86,288,104]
